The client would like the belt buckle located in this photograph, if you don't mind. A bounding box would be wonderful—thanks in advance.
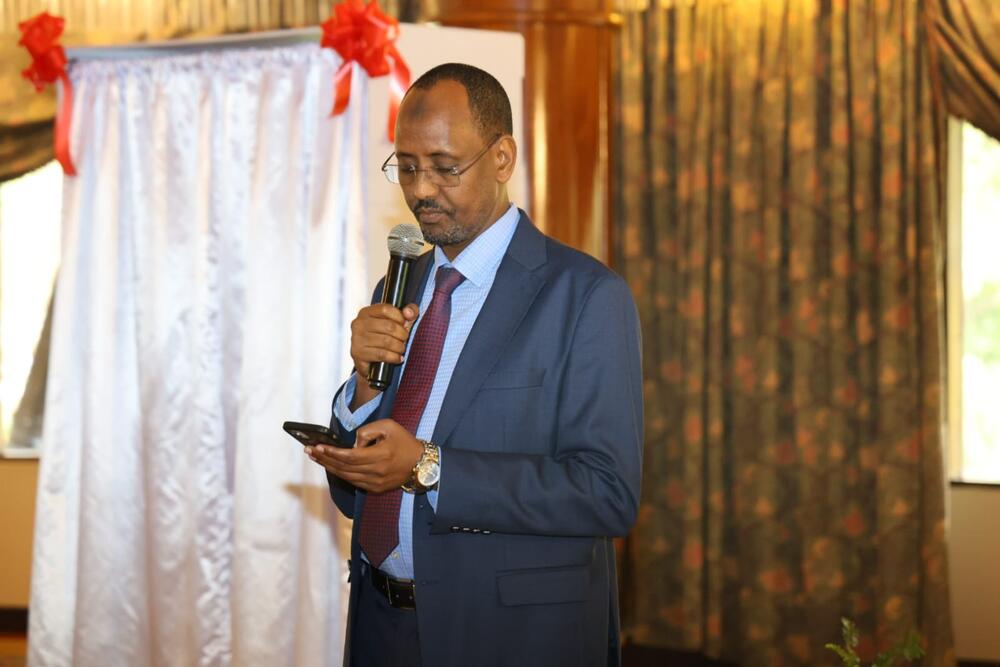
[387,577,414,609]
[386,582,401,608]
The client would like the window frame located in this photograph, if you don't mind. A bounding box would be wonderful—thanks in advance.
[0,161,62,459]
[946,117,1000,485]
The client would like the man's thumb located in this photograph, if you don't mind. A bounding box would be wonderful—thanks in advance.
[402,303,420,329]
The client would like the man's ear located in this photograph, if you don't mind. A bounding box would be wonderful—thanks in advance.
[494,135,517,185]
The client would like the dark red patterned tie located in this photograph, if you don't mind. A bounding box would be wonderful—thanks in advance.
[359,266,465,568]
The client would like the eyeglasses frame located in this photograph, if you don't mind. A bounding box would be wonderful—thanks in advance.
[381,134,503,187]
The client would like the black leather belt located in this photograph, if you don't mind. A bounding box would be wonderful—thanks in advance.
[366,564,416,610]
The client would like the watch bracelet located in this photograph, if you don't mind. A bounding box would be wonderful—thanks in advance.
[401,439,439,493]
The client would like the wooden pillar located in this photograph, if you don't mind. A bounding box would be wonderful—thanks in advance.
[430,0,619,260]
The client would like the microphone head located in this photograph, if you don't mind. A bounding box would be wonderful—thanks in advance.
[387,223,426,259]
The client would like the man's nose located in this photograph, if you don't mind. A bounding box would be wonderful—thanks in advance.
[410,170,440,199]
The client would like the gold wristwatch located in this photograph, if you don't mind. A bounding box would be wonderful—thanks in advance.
[402,440,440,493]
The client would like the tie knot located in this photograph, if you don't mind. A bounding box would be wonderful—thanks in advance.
[434,266,465,296]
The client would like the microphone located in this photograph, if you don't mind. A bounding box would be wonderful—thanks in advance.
[367,223,426,390]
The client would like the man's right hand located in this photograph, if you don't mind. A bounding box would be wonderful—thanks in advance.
[349,302,419,409]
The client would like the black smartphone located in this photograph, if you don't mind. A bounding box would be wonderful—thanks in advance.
[282,421,351,448]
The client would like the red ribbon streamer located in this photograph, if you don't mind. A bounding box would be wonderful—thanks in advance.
[19,12,76,176]
[321,0,411,142]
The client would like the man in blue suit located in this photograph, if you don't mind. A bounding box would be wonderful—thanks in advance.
[307,63,643,667]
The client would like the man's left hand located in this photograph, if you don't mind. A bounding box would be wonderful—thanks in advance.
[307,419,423,493]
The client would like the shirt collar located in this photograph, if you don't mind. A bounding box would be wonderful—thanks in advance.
[433,203,520,288]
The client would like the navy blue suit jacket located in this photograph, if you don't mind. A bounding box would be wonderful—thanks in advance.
[328,211,643,667]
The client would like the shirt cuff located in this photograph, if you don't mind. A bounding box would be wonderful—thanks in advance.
[333,374,382,431]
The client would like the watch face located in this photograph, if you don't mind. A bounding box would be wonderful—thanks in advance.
[416,461,440,488]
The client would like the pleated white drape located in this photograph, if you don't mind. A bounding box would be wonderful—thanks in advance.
[29,43,366,667]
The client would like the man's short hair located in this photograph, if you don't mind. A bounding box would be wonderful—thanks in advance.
[409,63,514,140]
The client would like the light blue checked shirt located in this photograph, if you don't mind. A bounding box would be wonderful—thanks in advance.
[334,203,520,580]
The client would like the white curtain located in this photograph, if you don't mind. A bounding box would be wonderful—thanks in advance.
[29,42,366,667]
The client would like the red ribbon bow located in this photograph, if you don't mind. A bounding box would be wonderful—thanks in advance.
[321,0,411,142]
[19,12,76,176]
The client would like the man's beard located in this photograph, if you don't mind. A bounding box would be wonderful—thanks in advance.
[412,200,484,248]
[420,219,474,247]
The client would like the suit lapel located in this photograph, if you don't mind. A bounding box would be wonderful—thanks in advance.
[431,213,548,447]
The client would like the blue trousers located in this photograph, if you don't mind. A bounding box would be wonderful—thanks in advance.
[351,563,423,667]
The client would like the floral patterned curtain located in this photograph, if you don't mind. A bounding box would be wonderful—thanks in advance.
[615,1,955,664]
[925,0,1000,140]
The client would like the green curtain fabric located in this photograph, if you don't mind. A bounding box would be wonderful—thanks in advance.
[0,42,57,182]
[0,120,54,184]
[615,1,954,665]
[925,0,1000,140]
[9,285,54,447]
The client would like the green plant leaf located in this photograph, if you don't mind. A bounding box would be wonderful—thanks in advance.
[841,617,860,649]
[824,643,861,667]
[901,630,925,660]
[872,648,898,667]
[829,618,925,667]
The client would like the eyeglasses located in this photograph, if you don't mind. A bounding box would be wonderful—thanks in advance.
[382,135,502,187]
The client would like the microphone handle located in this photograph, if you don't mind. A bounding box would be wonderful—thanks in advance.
[367,253,414,390]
